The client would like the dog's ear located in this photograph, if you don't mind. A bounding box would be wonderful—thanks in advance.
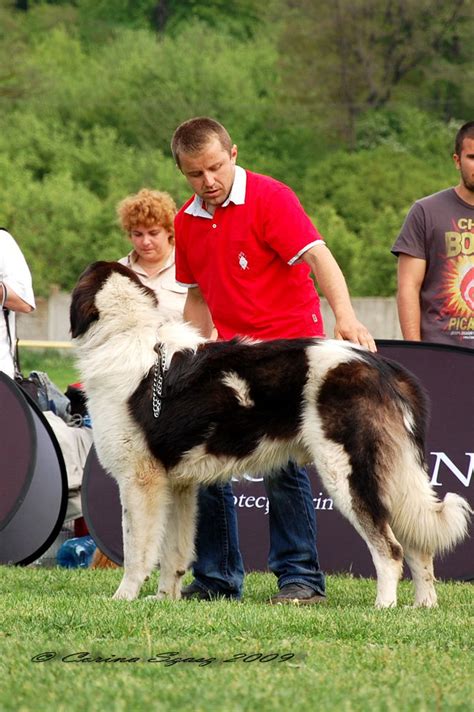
[70,262,110,338]
[70,278,99,339]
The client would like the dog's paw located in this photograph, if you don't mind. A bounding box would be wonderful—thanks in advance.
[112,584,139,601]
[413,596,438,609]
[140,591,170,602]
[375,598,397,609]
[155,589,181,601]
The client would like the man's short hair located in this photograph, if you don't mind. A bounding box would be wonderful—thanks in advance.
[454,121,474,156]
[171,117,233,168]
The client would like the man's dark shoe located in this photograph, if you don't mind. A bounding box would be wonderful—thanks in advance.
[181,581,214,600]
[269,583,327,605]
[181,581,239,601]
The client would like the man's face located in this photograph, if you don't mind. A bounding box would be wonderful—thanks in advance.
[454,137,474,193]
[178,137,238,207]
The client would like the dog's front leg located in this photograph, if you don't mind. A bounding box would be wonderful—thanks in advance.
[153,484,198,601]
[113,466,171,601]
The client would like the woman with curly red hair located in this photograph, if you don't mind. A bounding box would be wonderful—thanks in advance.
[117,188,187,319]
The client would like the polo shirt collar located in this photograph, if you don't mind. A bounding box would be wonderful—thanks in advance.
[184,165,246,218]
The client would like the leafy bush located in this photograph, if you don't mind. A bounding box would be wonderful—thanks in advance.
[0,5,466,298]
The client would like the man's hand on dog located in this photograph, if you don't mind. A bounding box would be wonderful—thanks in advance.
[334,317,377,352]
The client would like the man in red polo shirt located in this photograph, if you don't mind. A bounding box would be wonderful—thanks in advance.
[172,117,375,604]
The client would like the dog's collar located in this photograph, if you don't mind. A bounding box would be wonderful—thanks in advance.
[152,342,168,419]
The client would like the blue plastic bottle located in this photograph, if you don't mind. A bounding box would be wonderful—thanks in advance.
[57,535,97,568]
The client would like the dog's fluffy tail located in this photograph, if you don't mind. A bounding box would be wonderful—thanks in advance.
[388,443,472,555]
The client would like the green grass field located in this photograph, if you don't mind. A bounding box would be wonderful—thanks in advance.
[0,569,472,712]
[18,348,79,393]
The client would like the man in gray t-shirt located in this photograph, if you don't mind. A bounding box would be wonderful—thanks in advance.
[392,121,474,348]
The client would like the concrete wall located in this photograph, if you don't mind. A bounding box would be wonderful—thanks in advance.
[17,292,402,343]
[17,289,73,343]
[320,297,402,340]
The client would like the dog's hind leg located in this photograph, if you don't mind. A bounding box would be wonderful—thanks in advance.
[403,548,437,608]
[113,462,171,601]
[153,484,198,601]
[312,445,403,607]
[356,522,404,608]
[331,483,404,607]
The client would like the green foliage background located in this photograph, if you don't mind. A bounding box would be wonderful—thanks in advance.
[0,0,471,296]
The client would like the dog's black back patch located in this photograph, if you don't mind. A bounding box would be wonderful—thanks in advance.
[128,338,316,469]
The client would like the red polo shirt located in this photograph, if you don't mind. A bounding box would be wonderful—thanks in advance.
[175,169,326,340]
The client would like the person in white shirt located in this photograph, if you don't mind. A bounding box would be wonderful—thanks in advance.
[0,228,35,378]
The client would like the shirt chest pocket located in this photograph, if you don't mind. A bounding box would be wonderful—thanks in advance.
[227,229,273,277]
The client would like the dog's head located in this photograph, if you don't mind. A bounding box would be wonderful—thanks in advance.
[70,261,158,339]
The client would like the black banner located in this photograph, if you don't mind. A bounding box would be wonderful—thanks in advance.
[0,373,68,565]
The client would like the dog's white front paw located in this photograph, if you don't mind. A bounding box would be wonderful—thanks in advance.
[413,595,438,608]
[112,581,140,601]
[375,598,397,609]
[155,588,181,601]
[142,592,174,602]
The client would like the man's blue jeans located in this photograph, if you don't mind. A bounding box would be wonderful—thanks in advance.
[190,462,326,598]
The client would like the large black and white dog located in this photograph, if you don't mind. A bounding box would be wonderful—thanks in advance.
[70,261,471,607]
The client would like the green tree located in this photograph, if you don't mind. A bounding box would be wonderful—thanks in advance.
[308,205,360,293]
[0,111,189,294]
[0,3,39,102]
[299,109,462,293]
[0,1,467,299]
[351,207,407,296]
[278,0,472,145]
[301,121,458,234]
[72,0,269,41]
[20,21,279,159]
[148,0,266,38]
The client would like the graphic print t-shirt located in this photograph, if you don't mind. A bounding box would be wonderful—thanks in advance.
[392,189,474,347]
